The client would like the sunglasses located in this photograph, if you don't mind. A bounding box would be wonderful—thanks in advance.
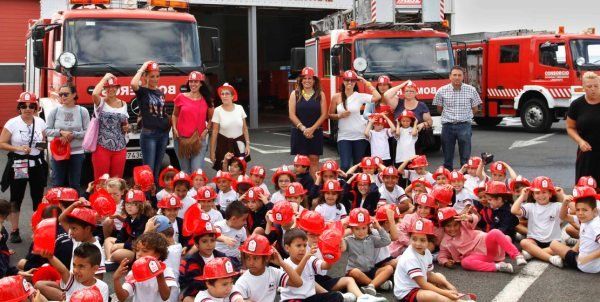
[18,103,37,110]
[58,92,70,97]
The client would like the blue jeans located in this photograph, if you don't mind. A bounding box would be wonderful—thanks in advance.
[337,139,369,172]
[174,135,208,174]
[140,128,170,182]
[51,153,85,195]
[441,122,472,170]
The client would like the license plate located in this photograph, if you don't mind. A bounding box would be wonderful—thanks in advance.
[126,151,143,160]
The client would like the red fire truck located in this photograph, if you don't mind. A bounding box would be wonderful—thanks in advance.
[25,0,219,181]
[452,28,600,132]
[291,0,451,148]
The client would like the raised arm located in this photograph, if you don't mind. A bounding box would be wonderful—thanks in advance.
[131,61,151,92]
[511,188,529,216]
[92,73,114,106]
[384,81,409,110]
[364,119,374,139]
[358,76,381,103]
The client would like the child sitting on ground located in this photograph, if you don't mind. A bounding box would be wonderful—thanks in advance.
[157,166,179,202]
[194,257,244,302]
[214,200,248,269]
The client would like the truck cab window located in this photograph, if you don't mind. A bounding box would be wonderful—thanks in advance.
[499,45,519,63]
[539,42,566,67]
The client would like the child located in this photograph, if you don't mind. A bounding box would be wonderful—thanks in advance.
[179,218,226,301]
[265,201,296,257]
[550,186,600,273]
[244,186,273,235]
[158,194,187,245]
[157,166,179,202]
[39,243,109,302]
[432,166,451,185]
[485,181,520,240]
[315,180,348,222]
[461,157,486,193]
[193,257,243,302]
[378,166,411,213]
[431,185,454,208]
[404,177,432,201]
[233,175,254,197]
[511,176,565,267]
[343,208,393,296]
[437,207,526,273]
[280,229,345,302]
[365,114,396,166]
[0,199,18,277]
[345,173,380,215]
[214,200,248,269]
[285,182,309,213]
[188,168,208,198]
[473,184,494,232]
[213,171,238,212]
[398,155,435,185]
[222,153,247,179]
[146,216,182,302]
[393,193,441,257]
[234,234,303,301]
[393,218,463,302]
[270,165,296,204]
[488,161,517,184]
[293,155,315,195]
[101,177,128,241]
[172,171,196,218]
[249,165,270,196]
[113,232,178,302]
[194,186,224,224]
[105,189,150,263]
[508,176,531,239]
[394,110,418,166]
[449,171,476,213]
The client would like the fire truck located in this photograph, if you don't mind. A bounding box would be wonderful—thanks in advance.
[291,0,452,149]
[452,27,600,132]
[25,0,219,182]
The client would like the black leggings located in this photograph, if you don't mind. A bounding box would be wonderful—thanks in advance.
[10,164,46,213]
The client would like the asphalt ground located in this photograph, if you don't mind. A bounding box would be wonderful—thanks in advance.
[5,117,600,301]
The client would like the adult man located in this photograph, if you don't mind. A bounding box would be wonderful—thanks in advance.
[433,66,482,170]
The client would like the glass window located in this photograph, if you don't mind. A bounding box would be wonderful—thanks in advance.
[0,65,24,84]
[322,48,331,77]
[571,39,600,70]
[539,42,566,67]
[499,45,519,63]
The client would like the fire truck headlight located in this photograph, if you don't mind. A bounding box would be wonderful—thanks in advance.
[353,57,368,72]
[58,52,77,69]
[576,57,585,66]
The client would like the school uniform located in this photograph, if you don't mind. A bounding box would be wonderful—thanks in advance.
[345,185,380,216]
[315,203,347,222]
[0,226,17,277]
[61,274,109,302]
[564,215,600,273]
[178,195,197,219]
[247,202,273,233]
[491,202,519,240]
[214,220,247,261]
[122,267,178,302]
[393,245,434,301]
[520,202,562,247]
[279,256,327,300]
[116,215,149,250]
[235,266,289,302]
[216,189,238,212]
[403,170,435,185]
[179,250,228,298]
[454,187,476,213]
[193,290,243,302]
[296,172,315,196]
[378,185,409,205]
[344,229,391,276]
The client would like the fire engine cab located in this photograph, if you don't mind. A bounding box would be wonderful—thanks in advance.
[453,27,600,132]
[25,0,219,182]
[291,0,452,148]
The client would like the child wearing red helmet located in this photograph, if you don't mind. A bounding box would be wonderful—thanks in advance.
[460,156,486,193]
[234,234,303,301]
[343,208,393,296]
[437,207,525,273]
[364,113,396,167]
[270,165,296,204]
[377,166,411,213]
[187,168,208,199]
[394,110,419,166]
[99,177,128,242]
[398,155,435,186]
[293,155,316,198]
[393,194,442,257]
[284,182,309,213]
[249,165,271,197]
[487,161,518,184]
[483,181,520,241]
[448,170,477,213]
[170,172,195,219]
[511,176,566,267]
[214,200,249,269]
[315,180,348,222]
[156,166,179,202]
[243,187,273,236]
[157,194,187,245]
[213,171,238,212]
[193,186,224,224]
[221,152,247,179]
[194,257,244,302]
[312,160,347,207]
[345,173,381,215]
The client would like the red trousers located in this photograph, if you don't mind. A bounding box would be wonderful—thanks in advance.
[461,229,520,272]
[92,145,126,179]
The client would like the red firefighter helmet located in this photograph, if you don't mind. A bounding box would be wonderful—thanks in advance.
[408,155,429,169]
[529,176,556,193]
[31,264,61,285]
[190,168,209,183]
[409,218,435,236]
[133,165,154,192]
[489,162,507,175]
[90,189,116,217]
[321,180,343,192]
[158,165,179,188]
[190,218,220,239]
[448,171,465,182]
[70,286,104,302]
[398,110,416,122]
[431,185,454,206]
[300,67,315,78]
[318,222,344,264]
[45,187,63,205]
[239,234,273,256]
[359,157,377,169]
[508,175,531,193]
[285,182,307,197]
[320,160,340,174]
[58,187,79,202]
[195,257,240,281]
[67,207,98,226]
[182,207,212,237]
[249,165,266,178]
[354,173,372,185]
[573,186,599,202]
[377,75,391,86]
[432,166,451,180]
[195,186,218,201]
[146,61,160,72]
[0,275,34,302]
[212,170,234,183]
[131,256,166,282]
[103,76,120,88]
[33,218,57,255]
[158,193,182,209]
[409,177,433,190]
[348,208,371,227]
[297,210,325,235]
[17,91,38,103]
[271,201,295,225]
[244,186,265,202]
[485,181,512,196]
[50,139,71,161]
[381,166,399,177]
[188,71,205,82]
[172,171,191,187]
[342,70,358,81]
[467,157,482,169]
[293,155,311,167]
[577,176,597,189]
[233,175,253,191]
[125,189,146,203]
[271,165,295,184]
[437,207,459,226]
[415,193,438,209]
[403,81,419,93]
[375,204,401,222]
[218,83,239,102]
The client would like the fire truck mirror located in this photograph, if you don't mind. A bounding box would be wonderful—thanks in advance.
[32,27,46,40]
[576,57,585,66]
[33,40,45,68]
[353,58,367,72]
[290,47,306,72]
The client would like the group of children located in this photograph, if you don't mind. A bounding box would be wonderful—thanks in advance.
[1,150,600,302]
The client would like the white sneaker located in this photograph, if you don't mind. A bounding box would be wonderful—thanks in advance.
[515,255,527,266]
[565,237,578,246]
[549,255,564,268]
[342,292,357,302]
[357,294,387,302]
[521,250,533,260]
[495,262,514,273]
[379,280,393,291]
[515,233,524,241]
[361,284,377,296]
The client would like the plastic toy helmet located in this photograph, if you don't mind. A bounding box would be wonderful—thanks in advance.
[321,180,343,192]
[529,176,556,193]
[408,155,429,169]
[408,218,435,236]
[293,155,311,167]
[271,165,295,184]
[195,257,240,280]
[249,165,266,178]
[285,182,307,197]
[158,165,179,188]
[271,201,295,225]
[133,165,154,192]
[70,286,104,302]
[195,186,218,201]
[431,185,454,206]
[437,207,459,226]
[89,188,116,217]
[348,208,371,227]
[297,210,325,235]
[0,275,34,302]
[32,218,57,255]
[157,193,182,209]
[131,256,166,282]
[239,234,273,256]
[67,207,98,226]
[415,193,438,209]
[50,139,70,161]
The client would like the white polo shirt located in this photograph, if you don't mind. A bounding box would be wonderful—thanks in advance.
[520,202,562,243]
[214,220,247,259]
[393,245,434,300]
[315,203,347,222]
[454,188,476,213]
[178,196,197,219]
[193,289,243,302]
[61,275,109,302]
[122,267,178,302]
[574,215,600,273]
[379,185,409,204]
[279,256,326,300]
[404,170,435,185]
[235,266,289,302]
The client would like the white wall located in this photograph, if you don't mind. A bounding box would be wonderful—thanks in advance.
[40,0,66,19]
[451,0,600,35]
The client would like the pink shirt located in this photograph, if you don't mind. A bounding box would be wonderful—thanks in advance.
[389,213,444,258]
[437,215,505,265]
[174,93,209,137]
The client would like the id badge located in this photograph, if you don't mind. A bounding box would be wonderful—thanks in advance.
[12,159,29,180]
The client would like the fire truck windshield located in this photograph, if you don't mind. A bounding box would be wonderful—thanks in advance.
[355,37,453,78]
[64,19,201,73]
[571,39,600,69]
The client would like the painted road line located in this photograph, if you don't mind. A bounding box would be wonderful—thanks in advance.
[272,132,291,137]
[252,142,290,148]
[491,261,549,302]
[509,133,555,149]
[250,146,290,154]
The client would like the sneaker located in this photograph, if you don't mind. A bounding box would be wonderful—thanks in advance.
[515,255,527,266]
[9,229,22,243]
[515,232,524,241]
[521,250,532,260]
[379,280,393,291]
[357,294,387,302]
[495,262,514,273]
[565,237,578,246]
[549,255,563,268]
[360,284,376,296]
[342,292,357,302]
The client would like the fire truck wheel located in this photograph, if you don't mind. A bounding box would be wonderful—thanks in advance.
[474,117,503,127]
[520,99,553,133]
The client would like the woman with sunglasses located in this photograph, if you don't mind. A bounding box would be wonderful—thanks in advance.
[92,73,129,179]
[172,71,214,173]
[385,81,433,154]
[0,92,47,243]
[329,70,381,172]
[45,83,90,193]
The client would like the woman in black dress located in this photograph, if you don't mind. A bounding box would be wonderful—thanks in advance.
[288,67,328,178]
[566,71,600,182]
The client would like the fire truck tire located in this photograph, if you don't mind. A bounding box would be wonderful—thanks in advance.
[474,117,503,127]
[520,99,553,133]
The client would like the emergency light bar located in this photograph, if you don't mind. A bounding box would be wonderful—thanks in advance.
[149,0,189,9]
[69,0,111,5]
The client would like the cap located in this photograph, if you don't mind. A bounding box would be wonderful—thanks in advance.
[195,186,218,201]
[133,165,154,192]
[348,208,371,227]
[158,193,182,209]
[50,139,71,161]
[239,234,273,256]
[194,257,240,281]
[218,83,239,101]
[297,210,325,235]
[153,215,172,233]
[131,256,166,282]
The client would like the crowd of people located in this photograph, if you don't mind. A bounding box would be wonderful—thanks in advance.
[0,65,600,302]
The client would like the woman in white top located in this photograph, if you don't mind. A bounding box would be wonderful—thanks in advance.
[209,83,251,171]
[329,70,381,171]
[0,92,47,243]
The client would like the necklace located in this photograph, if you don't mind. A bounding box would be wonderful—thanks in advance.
[302,89,314,100]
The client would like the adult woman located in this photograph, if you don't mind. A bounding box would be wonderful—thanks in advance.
[209,83,250,170]
[329,70,381,171]
[45,83,90,192]
[566,71,600,182]
[386,80,434,154]
[172,71,213,173]
[289,67,328,177]
[0,92,47,243]
[131,61,171,181]
[92,73,129,179]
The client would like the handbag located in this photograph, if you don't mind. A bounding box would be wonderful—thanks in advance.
[82,100,105,152]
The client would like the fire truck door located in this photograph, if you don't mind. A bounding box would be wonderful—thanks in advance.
[488,42,522,100]
[533,40,570,91]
